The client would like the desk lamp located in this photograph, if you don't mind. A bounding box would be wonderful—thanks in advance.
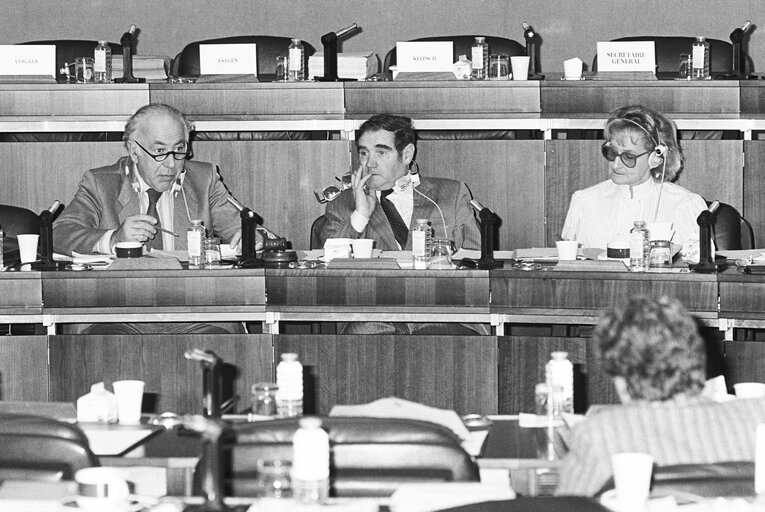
[459,199,504,269]
[690,200,719,273]
[315,23,360,82]
[114,24,145,83]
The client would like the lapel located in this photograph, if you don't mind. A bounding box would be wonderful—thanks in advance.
[410,179,439,244]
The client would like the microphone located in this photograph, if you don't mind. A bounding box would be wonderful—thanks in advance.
[690,201,719,274]
[459,199,504,270]
[730,20,753,78]
[114,24,145,83]
[316,23,361,82]
[227,196,262,268]
[33,199,65,269]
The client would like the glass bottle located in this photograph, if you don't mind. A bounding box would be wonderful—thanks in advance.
[412,218,432,269]
[691,36,710,80]
[629,220,650,272]
[187,219,205,268]
[292,417,329,504]
[276,353,303,417]
[251,382,278,417]
[471,37,489,80]
[0,224,4,271]
[288,39,305,81]
[545,351,573,414]
[94,40,112,83]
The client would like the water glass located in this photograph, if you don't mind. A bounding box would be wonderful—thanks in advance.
[251,382,278,416]
[430,238,454,269]
[255,459,291,498]
[275,56,288,82]
[75,57,94,83]
[203,237,222,267]
[489,54,510,80]
[678,53,692,80]
[649,240,672,268]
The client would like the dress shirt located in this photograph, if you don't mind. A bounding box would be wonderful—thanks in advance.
[561,178,707,251]
[350,180,415,249]
[556,396,765,496]
[95,170,176,254]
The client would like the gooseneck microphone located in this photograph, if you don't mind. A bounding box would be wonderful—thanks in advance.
[34,199,65,269]
[461,199,504,270]
[227,196,263,268]
[690,201,719,274]
[316,23,360,82]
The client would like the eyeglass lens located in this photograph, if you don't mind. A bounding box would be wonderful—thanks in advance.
[601,143,646,169]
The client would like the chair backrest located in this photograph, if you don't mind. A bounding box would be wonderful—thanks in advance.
[173,36,316,79]
[196,416,479,498]
[592,36,750,77]
[310,215,326,250]
[0,204,39,258]
[435,496,612,512]
[708,201,755,250]
[383,36,526,72]
[0,413,98,481]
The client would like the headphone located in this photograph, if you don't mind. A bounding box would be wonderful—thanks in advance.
[618,117,668,159]
[125,162,187,197]
[393,161,421,192]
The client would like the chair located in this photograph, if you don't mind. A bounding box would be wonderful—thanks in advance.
[436,497,611,511]
[0,413,98,481]
[592,36,752,78]
[708,201,755,250]
[195,417,479,498]
[0,204,39,261]
[383,35,526,73]
[172,35,315,80]
[310,214,326,250]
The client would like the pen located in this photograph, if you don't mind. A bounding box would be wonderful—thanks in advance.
[156,226,179,238]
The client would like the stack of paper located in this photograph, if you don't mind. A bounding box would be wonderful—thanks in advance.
[111,55,171,81]
[308,52,377,80]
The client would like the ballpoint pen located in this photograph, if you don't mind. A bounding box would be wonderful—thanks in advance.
[156,226,179,238]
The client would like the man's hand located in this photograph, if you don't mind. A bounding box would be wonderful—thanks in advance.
[352,164,376,219]
[110,214,158,246]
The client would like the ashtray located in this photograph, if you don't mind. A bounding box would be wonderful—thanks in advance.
[114,242,143,258]
[462,414,492,431]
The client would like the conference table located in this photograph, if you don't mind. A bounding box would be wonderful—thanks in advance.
[0,262,761,418]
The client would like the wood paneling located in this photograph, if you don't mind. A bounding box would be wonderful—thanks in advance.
[0,84,147,116]
[0,336,48,401]
[541,81,740,115]
[498,335,618,414]
[415,140,545,249]
[48,334,273,414]
[0,272,42,314]
[276,334,497,415]
[724,339,765,386]
[345,81,540,118]
[719,273,765,319]
[744,141,765,247]
[192,140,351,249]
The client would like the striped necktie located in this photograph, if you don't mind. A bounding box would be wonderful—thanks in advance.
[380,189,408,249]
[145,188,163,250]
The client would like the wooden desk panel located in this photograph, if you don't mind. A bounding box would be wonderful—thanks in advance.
[150,83,344,119]
[344,81,540,118]
[49,334,273,414]
[541,80,740,115]
[0,272,41,315]
[719,272,765,320]
[743,141,765,247]
[266,269,489,310]
[0,336,48,401]
[491,270,718,319]
[0,84,148,117]
[42,269,265,310]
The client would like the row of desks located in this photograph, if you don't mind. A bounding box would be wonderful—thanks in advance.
[3,80,765,134]
[1,266,761,337]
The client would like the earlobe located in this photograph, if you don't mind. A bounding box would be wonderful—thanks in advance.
[403,143,415,164]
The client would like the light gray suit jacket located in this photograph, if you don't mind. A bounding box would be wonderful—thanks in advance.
[320,177,481,251]
[54,156,241,255]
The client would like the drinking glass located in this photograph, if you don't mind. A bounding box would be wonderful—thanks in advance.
[75,57,94,83]
[255,459,291,498]
[489,54,510,80]
[203,237,221,268]
[275,56,288,82]
[251,382,278,416]
[678,53,692,80]
[430,238,454,269]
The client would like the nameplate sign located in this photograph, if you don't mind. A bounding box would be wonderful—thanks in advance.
[396,42,453,72]
[199,43,257,75]
[597,41,656,73]
[0,45,55,76]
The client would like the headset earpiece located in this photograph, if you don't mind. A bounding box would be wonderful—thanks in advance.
[655,144,667,157]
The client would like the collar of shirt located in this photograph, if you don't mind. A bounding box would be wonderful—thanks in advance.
[134,168,176,250]
[376,183,415,229]
[613,177,657,200]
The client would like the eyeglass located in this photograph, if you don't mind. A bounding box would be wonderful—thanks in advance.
[134,140,193,162]
[601,142,651,169]
[314,172,353,203]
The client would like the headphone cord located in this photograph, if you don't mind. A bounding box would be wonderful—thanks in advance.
[652,159,667,223]
[414,186,448,240]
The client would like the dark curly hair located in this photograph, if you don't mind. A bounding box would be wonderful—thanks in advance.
[357,114,416,155]
[595,295,706,401]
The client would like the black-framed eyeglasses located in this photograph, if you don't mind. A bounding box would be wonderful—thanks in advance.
[601,142,651,169]
[134,140,193,162]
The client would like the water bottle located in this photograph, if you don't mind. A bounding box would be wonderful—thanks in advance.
[412,218,432,269]
[692,36,710,80]
[629,220,650,272]
[276,353,303,417]
[187,219,206,268]
[545,351,573,414]
[0,224,4,271]
[288,39,305,81]
[292,417,329,504]
[471,37,489,80]
[94,40,112,83]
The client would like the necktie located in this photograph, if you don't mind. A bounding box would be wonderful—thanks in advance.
[380,189,408,249]
[145,188,163,250]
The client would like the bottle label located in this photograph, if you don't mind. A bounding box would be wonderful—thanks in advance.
[692,45,705,69]
[94,49,106,72]
[289,48,302,70]
[412,230,426,257]
[188,231,202,257]
[471,48,484,69]
[629,234,644,258]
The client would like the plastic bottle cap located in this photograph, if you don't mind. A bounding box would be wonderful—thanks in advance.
[299,416,322,429]
[98,41,107,45]
[281,352,298,362]
[292,38,301,44]
[191,219,203,226]
[551,351,569,359]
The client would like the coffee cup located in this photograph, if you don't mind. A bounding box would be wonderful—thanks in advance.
[75,467,130,511]
[114,242,143,258]
[17,233,39,263]
[350,238,374,258]
[510,56,530,81]
[556,240,579,261]
[606,241,630,260]
[611,452,653,511]
[563,57,583,80]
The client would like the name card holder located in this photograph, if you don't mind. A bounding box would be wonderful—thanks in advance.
[395,41,454,81]
[199,43,258,79]
[595,41,657,81]
[0,45,56,83]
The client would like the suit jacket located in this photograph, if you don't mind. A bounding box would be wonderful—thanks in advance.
[54,156,241,255]
[320,177,481,251]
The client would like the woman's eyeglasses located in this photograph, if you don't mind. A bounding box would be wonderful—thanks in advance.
[601,142,651,169]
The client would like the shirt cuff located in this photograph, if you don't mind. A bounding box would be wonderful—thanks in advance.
[350,210,370,233]
[94,229,116,255]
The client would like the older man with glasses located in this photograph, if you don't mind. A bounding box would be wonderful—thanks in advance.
[54,103,258,256]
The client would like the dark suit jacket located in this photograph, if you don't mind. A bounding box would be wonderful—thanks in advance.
[319,177,481,251]
[54,156,241,255]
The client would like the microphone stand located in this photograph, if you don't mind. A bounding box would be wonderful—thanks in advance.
[227,197,264,269]
[185,349,224,417]
[690,201,718,273]
[114,24,145,83]
[522,22,543,80]
[730,21,752,79]
[32,200,64,271]
[460,200,504,269]
[315,23,360,82]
